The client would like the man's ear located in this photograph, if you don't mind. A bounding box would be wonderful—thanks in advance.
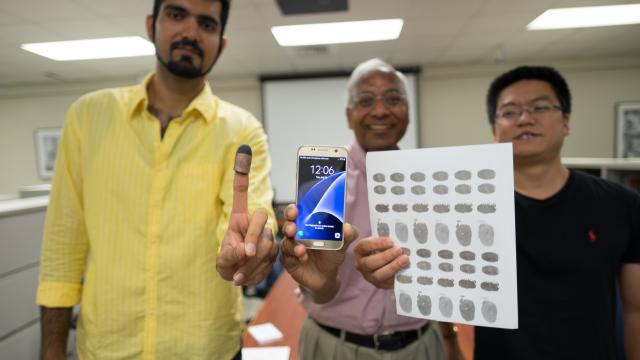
[213,36,228,61]
[491,124,498,143]
[146,15,154,42]
[221,36,228,51]
[346,108,354,130]
[563,114,571,137]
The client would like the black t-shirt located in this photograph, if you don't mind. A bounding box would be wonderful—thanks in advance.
[474,170,640,360]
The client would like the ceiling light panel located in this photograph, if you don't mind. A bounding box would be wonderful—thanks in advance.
[527,4,640,30]
[272,19,404,46]
[21,36,155,61]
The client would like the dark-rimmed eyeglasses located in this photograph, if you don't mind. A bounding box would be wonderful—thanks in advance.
[496,102,562,121]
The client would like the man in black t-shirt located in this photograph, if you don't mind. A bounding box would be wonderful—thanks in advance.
[474,66,640,360]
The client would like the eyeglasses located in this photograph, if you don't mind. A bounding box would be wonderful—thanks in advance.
[353,91,406,109]
[496,102,562,121]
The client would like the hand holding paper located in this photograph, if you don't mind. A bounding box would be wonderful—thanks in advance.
[354,236,409,289]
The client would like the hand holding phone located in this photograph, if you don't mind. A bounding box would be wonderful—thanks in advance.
[280,204,358,304]
[294,146,348,250]
[279,145,356,303]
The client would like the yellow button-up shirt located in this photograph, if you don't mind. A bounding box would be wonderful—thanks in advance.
[37,74,275,359]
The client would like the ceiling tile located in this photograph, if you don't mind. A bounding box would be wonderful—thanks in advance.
[0,22,66,45]
[6,0,95,21]
[110,15,150,35]
[0,0,638,85]
[40,19,132,40]
[0,10,26,26]
[79,0,151,17]
[409,0,487,20]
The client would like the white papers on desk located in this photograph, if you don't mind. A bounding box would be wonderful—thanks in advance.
[247,322,284,345]
[242,346,290,360]
[366,143,518,329]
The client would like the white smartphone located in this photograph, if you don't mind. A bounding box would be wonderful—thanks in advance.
[295,145,348,250]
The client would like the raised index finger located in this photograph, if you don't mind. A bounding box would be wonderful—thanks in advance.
[232,144,252,214]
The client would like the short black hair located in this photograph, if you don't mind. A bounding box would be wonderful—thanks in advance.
[152,0,231,37]
[486,65,571,126]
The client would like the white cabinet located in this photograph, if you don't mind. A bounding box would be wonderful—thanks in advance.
[0,197,48,358]
[563,157,640,190]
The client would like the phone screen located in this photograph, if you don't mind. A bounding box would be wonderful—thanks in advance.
[296,155,347,241]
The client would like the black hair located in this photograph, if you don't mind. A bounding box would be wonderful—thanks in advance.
[486,65,571,126]
[152,0,231,37]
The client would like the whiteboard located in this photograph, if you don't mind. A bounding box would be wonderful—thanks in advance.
[262,73,420,203]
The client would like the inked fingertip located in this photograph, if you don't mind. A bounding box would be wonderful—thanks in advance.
[236,144,252,156]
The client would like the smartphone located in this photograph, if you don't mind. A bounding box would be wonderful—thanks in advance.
[295,146,348,250]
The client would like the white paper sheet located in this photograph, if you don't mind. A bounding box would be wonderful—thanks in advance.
[247,322,284,345]
[242,346,290,360]
[366,143,518,329]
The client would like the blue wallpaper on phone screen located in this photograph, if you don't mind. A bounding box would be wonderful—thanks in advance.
[296,155,347,241]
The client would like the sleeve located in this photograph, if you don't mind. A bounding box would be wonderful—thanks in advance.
[622,192,640,264]
[36,102,90,307]
[215,113,278,249]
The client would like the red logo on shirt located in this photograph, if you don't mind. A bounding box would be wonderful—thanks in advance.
[588,229,597,243]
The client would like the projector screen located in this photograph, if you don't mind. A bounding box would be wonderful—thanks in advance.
[262,73,419,203]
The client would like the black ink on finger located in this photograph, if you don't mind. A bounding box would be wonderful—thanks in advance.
[234,144,252,175]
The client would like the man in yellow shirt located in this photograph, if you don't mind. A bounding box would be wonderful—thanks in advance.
[37,0,278,359]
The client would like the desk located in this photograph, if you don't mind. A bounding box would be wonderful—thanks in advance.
[242,272,305,360]
[457,324,474,359]
[242,272,475,360]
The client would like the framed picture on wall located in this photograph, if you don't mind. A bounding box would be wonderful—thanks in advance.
[34,127,62,180]
[616,102,640,158]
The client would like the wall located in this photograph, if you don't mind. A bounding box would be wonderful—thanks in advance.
[0,93,80,197]
[0,76,261,196]
[420,57,640,157]
[1,57,639,195]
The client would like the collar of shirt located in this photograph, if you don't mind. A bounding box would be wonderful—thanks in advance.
[128,73,218,123]
[347,138,366,174]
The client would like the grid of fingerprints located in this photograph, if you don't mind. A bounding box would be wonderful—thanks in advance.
[367,145,518,329]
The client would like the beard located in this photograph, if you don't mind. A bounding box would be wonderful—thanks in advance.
[155,38,219,79]
[164,54,204,79]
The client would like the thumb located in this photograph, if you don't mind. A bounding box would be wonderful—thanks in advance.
[338,223,358,254]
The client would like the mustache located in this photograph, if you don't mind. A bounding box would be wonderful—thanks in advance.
[170,38,203,58]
